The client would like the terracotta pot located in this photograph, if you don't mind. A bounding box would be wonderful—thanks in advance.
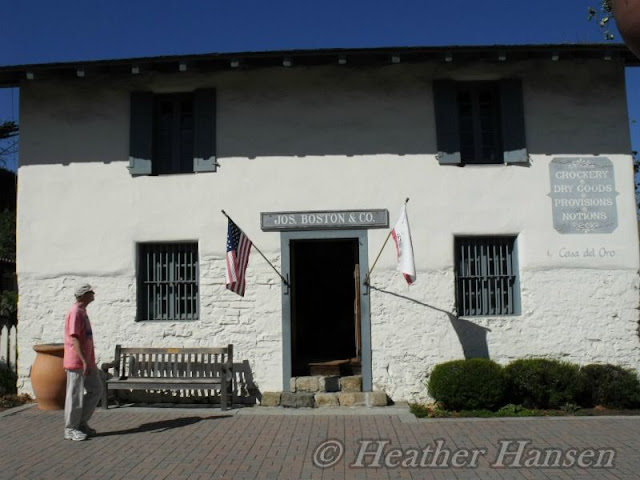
[31,343,66,410]
[612,0,640,58]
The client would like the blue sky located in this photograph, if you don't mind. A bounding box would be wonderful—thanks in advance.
[0,0,638,171]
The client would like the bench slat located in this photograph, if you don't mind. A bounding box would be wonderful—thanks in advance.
[118,347,230,355]
[153,354,158,378]
[108,378,222,387]
[107,377,222,383]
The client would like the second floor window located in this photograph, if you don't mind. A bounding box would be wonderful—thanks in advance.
[457,83,502,164]
[129,89,217,176]
[153,93,194,174]
[433,79,528,166]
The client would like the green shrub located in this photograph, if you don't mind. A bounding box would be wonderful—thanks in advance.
[409,402,449,418]
[409,403,429,418]
[580,364,640,409]
[428,359,505,411]
[0,290,17,323]
[0,365,17,395]
[504,359,584,409]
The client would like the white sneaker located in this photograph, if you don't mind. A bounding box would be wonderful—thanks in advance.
[64,428,88,441]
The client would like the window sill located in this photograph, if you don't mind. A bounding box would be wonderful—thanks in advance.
[136,319,200,322]
[457,314,521,320]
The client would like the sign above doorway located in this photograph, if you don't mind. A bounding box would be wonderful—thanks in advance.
[261,209,388,231]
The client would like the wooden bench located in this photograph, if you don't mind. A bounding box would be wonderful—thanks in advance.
[101,345,233,411]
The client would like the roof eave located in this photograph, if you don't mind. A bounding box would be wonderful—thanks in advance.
[0,43,636,86]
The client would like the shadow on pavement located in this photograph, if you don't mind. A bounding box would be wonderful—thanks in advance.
[95,415,232,437]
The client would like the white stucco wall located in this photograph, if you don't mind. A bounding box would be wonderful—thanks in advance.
[15,59,640,402]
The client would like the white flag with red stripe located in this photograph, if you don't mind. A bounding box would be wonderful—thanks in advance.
[391,204,416,285]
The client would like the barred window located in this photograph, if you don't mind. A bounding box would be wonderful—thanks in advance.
[138,243,199,321]
[455,237,520,316]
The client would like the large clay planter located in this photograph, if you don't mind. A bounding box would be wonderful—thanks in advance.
[31,343,67,410]
[612,0,640,59]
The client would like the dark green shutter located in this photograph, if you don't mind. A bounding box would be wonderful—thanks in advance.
[193,88,217,173]
[433,80,461,165]
[499,79,528,164]
[128,92,153,176]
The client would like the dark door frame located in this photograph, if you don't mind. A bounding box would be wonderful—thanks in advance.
[280,229,371,391]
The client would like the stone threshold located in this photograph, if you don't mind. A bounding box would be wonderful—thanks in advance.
[290,375,363,394]
[260,391,388,408]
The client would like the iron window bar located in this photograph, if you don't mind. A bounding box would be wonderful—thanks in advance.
[139,243,199,321]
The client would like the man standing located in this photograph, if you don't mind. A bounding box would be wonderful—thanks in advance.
[63,283,102,441]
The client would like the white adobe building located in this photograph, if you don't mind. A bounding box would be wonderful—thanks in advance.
[1,44,639,403]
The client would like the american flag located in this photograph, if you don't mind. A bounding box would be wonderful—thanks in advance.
[226,219,253,296]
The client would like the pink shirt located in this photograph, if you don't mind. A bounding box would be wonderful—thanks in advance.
[63,303,96,370]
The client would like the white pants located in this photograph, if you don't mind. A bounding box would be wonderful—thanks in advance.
[64,369,103,430]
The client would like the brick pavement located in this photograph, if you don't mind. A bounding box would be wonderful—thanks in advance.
[1,405,639,480]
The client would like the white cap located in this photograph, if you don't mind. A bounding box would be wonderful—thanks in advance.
[74,284,94,298]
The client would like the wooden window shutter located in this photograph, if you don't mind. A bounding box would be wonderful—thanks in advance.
[193,88,217,173]
[433,80,461,165]
[499,79,528,164]
[128,91,153,176]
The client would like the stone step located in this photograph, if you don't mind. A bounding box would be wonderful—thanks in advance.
[260,391,389,408]
[290,375,362,393]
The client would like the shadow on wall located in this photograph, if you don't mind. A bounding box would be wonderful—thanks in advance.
[448,316,490,359]
[234,360,259,404]
[21,70,437,167]
[370,286,490,360]
[20,63,630,167]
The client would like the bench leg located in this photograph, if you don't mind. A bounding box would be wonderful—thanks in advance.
[101,380,108,409]
[221,382,228,411]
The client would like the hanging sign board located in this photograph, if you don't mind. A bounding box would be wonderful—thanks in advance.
[261,209,389,231]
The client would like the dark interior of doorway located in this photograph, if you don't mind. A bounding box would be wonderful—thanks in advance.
[290,238,359,377]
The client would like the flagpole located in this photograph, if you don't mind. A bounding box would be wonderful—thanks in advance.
[364,198,409,286]
[221,210,290,288]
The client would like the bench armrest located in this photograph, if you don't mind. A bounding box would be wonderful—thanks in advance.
[101,361,116,372]
[101,361,125,380]
[221,361,234,380]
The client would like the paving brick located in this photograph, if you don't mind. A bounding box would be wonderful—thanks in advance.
[3,404,640,479]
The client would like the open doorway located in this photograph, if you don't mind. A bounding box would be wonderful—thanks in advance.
[289,238,360,376]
